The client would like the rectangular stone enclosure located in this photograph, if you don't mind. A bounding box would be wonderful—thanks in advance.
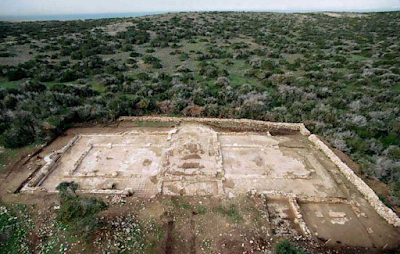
[20,116,400,248]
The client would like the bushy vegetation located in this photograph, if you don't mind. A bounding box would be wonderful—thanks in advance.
[1,11,400,205]
[275,240,307,254]
[56,182,108,241]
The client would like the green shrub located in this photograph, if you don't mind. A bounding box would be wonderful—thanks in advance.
[137,72,150,81]
[217,204,242,222]
[143,55,161,65]
[6,68,27,81]
[129,51,141,57]
[275,240,306,254]
[3,127,35,148]
[56,182,107,241]
[3,112,37,148]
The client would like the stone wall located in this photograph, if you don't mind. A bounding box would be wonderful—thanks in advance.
[118,116,311,136]
[258,190,312,238]
[309,134,400,227]
[21,136,81,193]
[21,116,400,230]
[288,197,312,239]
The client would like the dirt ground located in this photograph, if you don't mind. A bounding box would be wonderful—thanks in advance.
[3,193,396,254]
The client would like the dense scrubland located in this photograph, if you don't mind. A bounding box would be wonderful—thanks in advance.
[0,12,400,206]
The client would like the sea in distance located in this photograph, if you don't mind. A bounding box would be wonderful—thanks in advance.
[0,12,167,21]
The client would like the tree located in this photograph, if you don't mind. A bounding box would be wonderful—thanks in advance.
[3,111,37,148]
[6,68,27,81]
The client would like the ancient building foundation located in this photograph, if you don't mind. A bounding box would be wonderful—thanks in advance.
[19,116,400,246]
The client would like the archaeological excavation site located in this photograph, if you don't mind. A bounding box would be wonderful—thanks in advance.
[7,117,400,251]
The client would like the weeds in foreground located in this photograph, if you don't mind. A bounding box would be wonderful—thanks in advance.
[56,182,108,242]
[0,202,33,254]
[275,240,307,254]
[217,204,243,222]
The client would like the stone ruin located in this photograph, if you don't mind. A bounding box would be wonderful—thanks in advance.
[20,116,400,248]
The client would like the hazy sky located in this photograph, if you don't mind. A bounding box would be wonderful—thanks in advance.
[1,0,400,16]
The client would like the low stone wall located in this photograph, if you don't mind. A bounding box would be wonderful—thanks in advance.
[39,188,134,196]
[309,134,400,227]
[288,197,312,239]
[70,145,92,175]
[21,136,81,192]
[22,117,400,230]
[298,196,348,204]
[28,153,60,187]
[225,173,311,180]
[118,116,311,136]
[257,190,312,238]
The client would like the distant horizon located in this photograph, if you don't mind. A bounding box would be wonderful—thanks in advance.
[0,12,165,21]
[1,8,400,21]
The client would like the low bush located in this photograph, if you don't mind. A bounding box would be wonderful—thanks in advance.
[275,240,307,254]
[56,182,108,241]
